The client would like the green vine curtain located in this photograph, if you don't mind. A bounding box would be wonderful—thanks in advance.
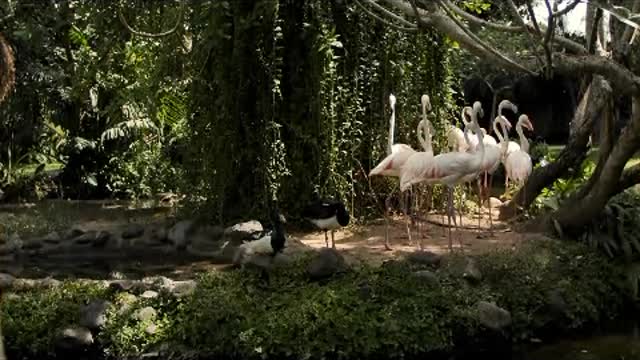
[185,0,456,224]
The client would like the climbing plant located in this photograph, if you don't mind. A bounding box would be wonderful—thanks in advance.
[183,0,457,224]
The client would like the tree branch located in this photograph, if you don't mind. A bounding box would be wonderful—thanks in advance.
[553,0,581,18]
[525,0,543,38]
[355,0,418,32]
[621,0,640,45]
[614,163,640,196]
[542,0,555,78]
[504,0,545,70]
[588,7,603,54]
[435,0,535,75]
[118,1,184,38]
[359,0,418,29]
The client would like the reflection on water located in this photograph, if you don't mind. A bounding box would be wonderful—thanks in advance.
[522,326,640,360]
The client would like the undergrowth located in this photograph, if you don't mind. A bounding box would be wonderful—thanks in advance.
[0,238,631,359]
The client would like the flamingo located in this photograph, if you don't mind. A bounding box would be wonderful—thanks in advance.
[369,93,430,250]
[495,100,521,158]
[504,114,534,193]
[447,107,472,153]
[400,101,486,252]
[476,114,513,232]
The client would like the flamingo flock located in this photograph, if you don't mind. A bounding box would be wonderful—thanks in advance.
[370,94,534,252]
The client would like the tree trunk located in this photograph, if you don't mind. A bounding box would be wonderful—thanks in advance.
[551,95,640,234]
[499,76,610,219]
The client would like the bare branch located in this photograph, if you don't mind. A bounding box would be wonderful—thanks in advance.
[504,0,545,71]
[356,0,418,32]
[525,0,543,38]
[553,53,640,95]
[588,8,603,54]
[553,0,581,18]
[408,0,427,28]
[439,0,520,31]
[621,0,640,45]
[362,0,418,28]
[436,0,535,74]
[542,0,555,77]
[118,1,184,38]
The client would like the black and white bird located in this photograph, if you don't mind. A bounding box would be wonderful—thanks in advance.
[233,208,287,271]
[301,198,350,249]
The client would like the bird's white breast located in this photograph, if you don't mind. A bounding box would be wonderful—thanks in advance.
[242,234,274,255]
[310,215,342,230]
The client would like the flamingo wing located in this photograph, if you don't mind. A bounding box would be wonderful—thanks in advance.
[369,146,416,177]
[505,151,532,183]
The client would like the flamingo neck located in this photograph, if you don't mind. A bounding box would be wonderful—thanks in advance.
[388,106,395,155]
[516,121,530,153]
[471,108,485,166]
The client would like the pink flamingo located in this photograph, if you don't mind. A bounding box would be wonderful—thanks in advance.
[400,101,486,252]
[369,93,431,250]
[504,114,534,192]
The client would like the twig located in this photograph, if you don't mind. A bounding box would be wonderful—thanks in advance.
[408,0,427,28]
[118,0,184,38]
[553,0,581,18]
[437,0,535,75]
[359,0,418,29]
[505,0,545,71]
[525,0,543,37]
[356,0,418,32]
[543,0,556,78]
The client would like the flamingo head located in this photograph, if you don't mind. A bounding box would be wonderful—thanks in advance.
[461,106,473,124]
[519,114,534,132]
[497,115,513,131]
[499,99,518,115]
[389,93,396,109]
[421,94,431,112]
[472,101,484,118]
[480,128,488,135]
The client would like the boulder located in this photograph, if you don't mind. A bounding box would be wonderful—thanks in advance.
[43,231,62,245]
[406,251,443,267]
[307,248,348,280]
[80,300,111,330]
[167,220,195,250]
[0,273,15,290]
[224,220,263,241]
[475,301,512,331]
[56,326,94,350]
[134,307,157,322]
[463,258,482,283]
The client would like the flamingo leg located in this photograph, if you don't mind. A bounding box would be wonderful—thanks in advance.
[324,230,329,248]
[488,174,494,235]
[405,187,413,246]
[384,193,393,251]
[477,178,483,229]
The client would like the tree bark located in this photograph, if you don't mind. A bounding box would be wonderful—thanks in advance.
[551,95,640,234]
[499,76,611,219]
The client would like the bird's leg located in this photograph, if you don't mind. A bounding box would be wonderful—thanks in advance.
[405,187,413,245]
[488,174,494,235]
[331,230,336,249]
[324,230,329,248]
[384,193,392,251]
[447,186,455,252]
[476,178,483,229]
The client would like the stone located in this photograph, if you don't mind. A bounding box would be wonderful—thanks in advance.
[43,231,62,244]
[475,301,512,331]
[307,248,348,280]
[463,258,482,283]
[56,326,94,350]
[0,273,15,289]
[7,233,23,252]
[141,290,159,299]
[144,276,174,290]
[134,306,157,322]
[109,280,135,292]
[73,231,97,245]
[167,220,195,250]
[169,280,196,297]
[413,270,439,286]
[406,251,443,267]
[145,323,158,335]
[224,220,263,240]
[488,197,503,207]
[122,224,145,239]
[40,277,62,288]
[23,239,43,250]
[80,300,111,330]
[92,231,111,247]
[65,227,85,240]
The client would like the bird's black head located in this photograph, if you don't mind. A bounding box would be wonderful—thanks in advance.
[335,202,350,227]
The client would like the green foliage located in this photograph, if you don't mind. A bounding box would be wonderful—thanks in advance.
[1,240,629,359]
[1,281,109,356]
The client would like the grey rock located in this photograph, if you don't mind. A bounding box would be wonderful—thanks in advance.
[141,290,159,299]
[475,301,512,331]
[7,233,22,252]
[134,306,157,322]
[73,231,97,245]
[143,276,174,290]
[406,251,443,267]
[43,231,62,244]
[224,220,263,240]
[23,239,43,250]
[167,220,195,250]
[92,231,111,247]
[65,227,85,240]
[40,277,62,288]
[463,258,482,283]
[56,326,94,350]
[122,224,145,239]
[145,323,158,335]
[413,270,439,286]
[0,273,15,289]
[80,300,111,330]
[307,248,348,280]
[169,280,196,297]
[109,280,135,291]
